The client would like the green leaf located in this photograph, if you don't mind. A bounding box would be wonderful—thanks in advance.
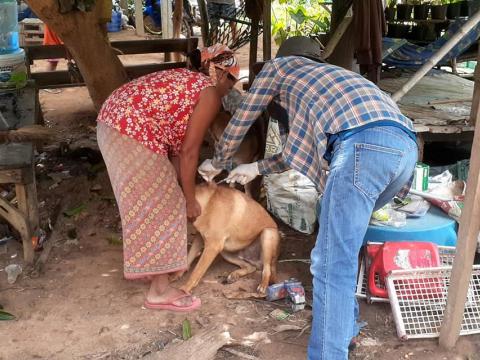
[63,204,86,217]
[182,319,192,340]
[288,8,307,25]
[0,310,15,321]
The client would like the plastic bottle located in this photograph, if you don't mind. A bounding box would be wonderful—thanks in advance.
[107,8,122,33]
[0,0,20,54]
[5,264,22,284]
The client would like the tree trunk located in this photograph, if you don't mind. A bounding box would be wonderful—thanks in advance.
[25,0,128,111]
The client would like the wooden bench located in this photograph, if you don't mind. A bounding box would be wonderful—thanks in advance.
[23,38,199,88]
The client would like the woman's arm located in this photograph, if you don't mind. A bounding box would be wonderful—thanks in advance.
[179,87,221,221]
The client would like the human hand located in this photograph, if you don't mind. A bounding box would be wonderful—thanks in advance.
[198,159,222,182]
[225,162,260,185]
[186,199,201,222]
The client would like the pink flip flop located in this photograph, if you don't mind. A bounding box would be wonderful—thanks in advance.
[144,293,201,312]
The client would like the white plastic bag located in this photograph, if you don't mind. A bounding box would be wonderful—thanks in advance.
[263,119,319,234]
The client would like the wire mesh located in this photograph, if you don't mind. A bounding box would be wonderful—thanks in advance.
[355,244,457,303]
[386,265,480,339]
[206,0,262,51]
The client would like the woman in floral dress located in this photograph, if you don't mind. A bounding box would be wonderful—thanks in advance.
[97,44,239,312]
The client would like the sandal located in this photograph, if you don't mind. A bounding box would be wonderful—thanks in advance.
[144,291,201,312]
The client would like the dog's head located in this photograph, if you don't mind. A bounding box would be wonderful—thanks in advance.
[209,111,232,143]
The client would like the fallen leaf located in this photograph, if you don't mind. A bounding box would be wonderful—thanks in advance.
[182,319,192,340]
[0,310,15,321]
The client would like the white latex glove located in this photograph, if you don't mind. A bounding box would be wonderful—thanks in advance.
[198,159,222,182]
[225,162,260,185]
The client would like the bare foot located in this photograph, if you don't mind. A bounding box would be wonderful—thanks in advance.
[146,286,197,307]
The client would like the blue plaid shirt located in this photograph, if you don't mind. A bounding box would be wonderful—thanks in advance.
[212,57,415,194]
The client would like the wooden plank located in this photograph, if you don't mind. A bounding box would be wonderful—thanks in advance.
[126,62,188,78]
[0,168,32,184]
[114,38,198,55]
[439,45,480,349]
[30,62,188,88]
[263,0,272,61]
[24,38,199,61]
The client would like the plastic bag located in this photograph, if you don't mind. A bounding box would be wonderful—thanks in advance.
[263,119,319,234]
[428,180,465,222]
[370,204,407,228]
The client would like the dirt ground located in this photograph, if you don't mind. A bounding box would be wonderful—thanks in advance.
[1,30,479,360]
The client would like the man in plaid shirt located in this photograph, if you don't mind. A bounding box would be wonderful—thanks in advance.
[199,37,418,359]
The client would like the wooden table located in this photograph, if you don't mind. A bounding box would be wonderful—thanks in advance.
[0,83,39,264]
[380,71,476,160]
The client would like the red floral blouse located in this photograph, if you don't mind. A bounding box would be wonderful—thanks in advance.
[98,68,213,156]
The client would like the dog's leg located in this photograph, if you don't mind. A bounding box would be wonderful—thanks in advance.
[220,251,256,284]
[187,235,204,268]
[169,235,203,282]
[181,240,224,293]
[257,228,281,294]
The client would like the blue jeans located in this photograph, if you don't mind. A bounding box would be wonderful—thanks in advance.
[307,126,418,360]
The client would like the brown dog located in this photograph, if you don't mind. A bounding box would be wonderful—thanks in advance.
[209,111,260,197]
[175,183,280,294]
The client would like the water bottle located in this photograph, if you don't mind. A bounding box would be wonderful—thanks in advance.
[5,264,22,284]
[0,0,19,54]
[107,8,122,32]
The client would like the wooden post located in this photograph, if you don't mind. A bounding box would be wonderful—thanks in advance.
[323,5,353,60]
[470,42,480,126]
[249,18,260,86]
[263,0,272,61]
[161,0,174,39]
[198,0,209,46]
[134,0,145,37]
[162,0,174,61]
[438,49,480,349]
[328,0,354,70]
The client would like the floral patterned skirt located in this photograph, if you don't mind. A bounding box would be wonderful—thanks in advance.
[97,122,188,279]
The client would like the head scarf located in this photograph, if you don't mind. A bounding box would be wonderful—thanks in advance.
[200,44,240,83]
